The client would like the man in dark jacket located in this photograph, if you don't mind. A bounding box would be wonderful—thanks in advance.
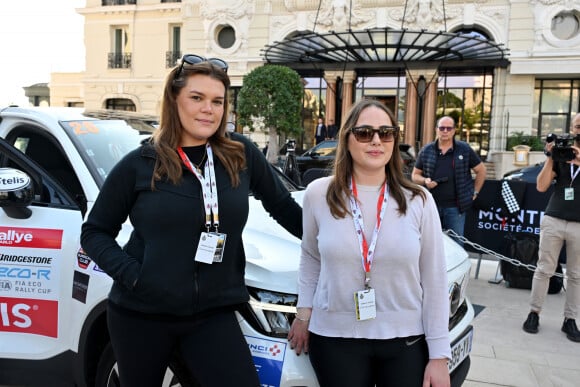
[411,116,486,245]
[326,118,338,139]
[314,117,327,144]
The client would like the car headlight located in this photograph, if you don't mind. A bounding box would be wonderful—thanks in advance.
[449,268,470,317]
[247,287,298,338]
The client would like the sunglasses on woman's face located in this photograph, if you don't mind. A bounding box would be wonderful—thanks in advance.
[176,54,228,78]
[350,125,399,143]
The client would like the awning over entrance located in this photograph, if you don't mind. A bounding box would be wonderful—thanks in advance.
[261,27,510,74]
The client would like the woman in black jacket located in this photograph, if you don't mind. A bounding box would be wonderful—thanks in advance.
[81,54,302,387]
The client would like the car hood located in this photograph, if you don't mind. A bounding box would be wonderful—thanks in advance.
[243,190,468,295]
[442,232,469,272]
[244,191,304,294]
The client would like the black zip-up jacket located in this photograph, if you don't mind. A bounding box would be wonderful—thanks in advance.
[81,133,302,315]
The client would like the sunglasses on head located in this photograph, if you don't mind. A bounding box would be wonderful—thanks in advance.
[176,54,228,78]
[438,126,455,132]
[350,125,399,143]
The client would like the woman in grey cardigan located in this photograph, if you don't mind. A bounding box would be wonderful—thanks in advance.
[288,99,451,387]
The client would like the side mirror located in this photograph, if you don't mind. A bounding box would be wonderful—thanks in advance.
[0,168,34,219]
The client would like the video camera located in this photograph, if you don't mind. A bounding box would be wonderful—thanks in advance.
[286,139,296,153]
[545,133,580,162]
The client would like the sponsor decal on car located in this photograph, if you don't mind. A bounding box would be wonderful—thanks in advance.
[0,266,56,299]
[0,280,11,291]
[0,217,81,325]
[0,296,58,337]
[0,266,51,281]
[0,253,53,265]
[76,248,108,276]
[0,226,63,249]
[72,271,90,303]
[246,335,286,387]
[0,169,30,191]
[76,248,91,270]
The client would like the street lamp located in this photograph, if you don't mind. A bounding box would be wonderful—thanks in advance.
[415,75,427,152]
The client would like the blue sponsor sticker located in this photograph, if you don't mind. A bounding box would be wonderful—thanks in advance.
[245,335,286,387]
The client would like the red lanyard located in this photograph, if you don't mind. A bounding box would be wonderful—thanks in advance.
[349,177,388,287]
[177,145,219,231]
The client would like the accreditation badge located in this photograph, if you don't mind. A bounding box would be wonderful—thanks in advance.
[195,232,219,264]
[354,288,376,321]
[565,187,574,201]
[210,232,227,263]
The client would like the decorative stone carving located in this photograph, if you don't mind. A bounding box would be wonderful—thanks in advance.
[199,0,255,55]
[530,0,566,5]
[390,0,461,29]
[480,7,507,23]
[272,15,297,36]
[530,0,580,50]
[312,0,374,31]
[200,0,253,20]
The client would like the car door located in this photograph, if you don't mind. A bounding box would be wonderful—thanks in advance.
[297,140,337,174]
[0,136,84,361]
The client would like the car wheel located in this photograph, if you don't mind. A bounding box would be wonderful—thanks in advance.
[95,342,201,387]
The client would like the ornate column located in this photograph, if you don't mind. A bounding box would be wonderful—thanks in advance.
[405,82,418,147]
[341,71,357,117]
[323,71,338,124]
[423,80,438,144]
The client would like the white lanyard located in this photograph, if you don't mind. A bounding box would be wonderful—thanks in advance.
[570,163,580,188]
[178,144,219,231]
[348,176,388,289]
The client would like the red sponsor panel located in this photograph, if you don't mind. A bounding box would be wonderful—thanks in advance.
[0,297,58,338]
[0,227,63,249]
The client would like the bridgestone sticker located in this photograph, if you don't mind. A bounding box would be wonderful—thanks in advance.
[0,226,63,338]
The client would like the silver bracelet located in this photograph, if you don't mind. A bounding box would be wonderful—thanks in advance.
[295,315,310,322]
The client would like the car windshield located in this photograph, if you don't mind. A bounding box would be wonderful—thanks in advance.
[60,119,154,187]
[59,118,299,192]
[306,140,337,156]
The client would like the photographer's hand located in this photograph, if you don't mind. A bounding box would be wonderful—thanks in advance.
[537,150,556,192]
[567,145,580,166]
[544,141,554,157]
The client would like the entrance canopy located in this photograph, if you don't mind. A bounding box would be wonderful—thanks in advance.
[261,27,510,75]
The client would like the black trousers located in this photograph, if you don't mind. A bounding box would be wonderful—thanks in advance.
[107,303,260,387]
[308,333,429,387]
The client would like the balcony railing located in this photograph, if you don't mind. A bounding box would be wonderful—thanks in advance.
[166,51,182,68]
[108,53,132,69]
[102,0,136,5]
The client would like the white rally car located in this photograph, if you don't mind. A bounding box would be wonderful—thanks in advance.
[0,106,474,387]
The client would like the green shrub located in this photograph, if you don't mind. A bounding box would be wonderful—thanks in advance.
[506,131,544,151]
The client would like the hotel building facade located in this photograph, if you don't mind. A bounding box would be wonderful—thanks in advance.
[50,0,580,172]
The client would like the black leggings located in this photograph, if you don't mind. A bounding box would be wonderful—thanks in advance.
[308,333,429,387]
[107,303,260,387]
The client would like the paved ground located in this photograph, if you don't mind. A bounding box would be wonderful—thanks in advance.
[464,257,580,387]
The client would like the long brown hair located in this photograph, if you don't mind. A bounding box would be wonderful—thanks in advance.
[151,61,245,188]
[327,99,425,218]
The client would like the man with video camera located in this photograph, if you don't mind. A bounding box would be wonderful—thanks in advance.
[523,113,580,342]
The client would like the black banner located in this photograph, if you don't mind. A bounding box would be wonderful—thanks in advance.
[464,179,553,255]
